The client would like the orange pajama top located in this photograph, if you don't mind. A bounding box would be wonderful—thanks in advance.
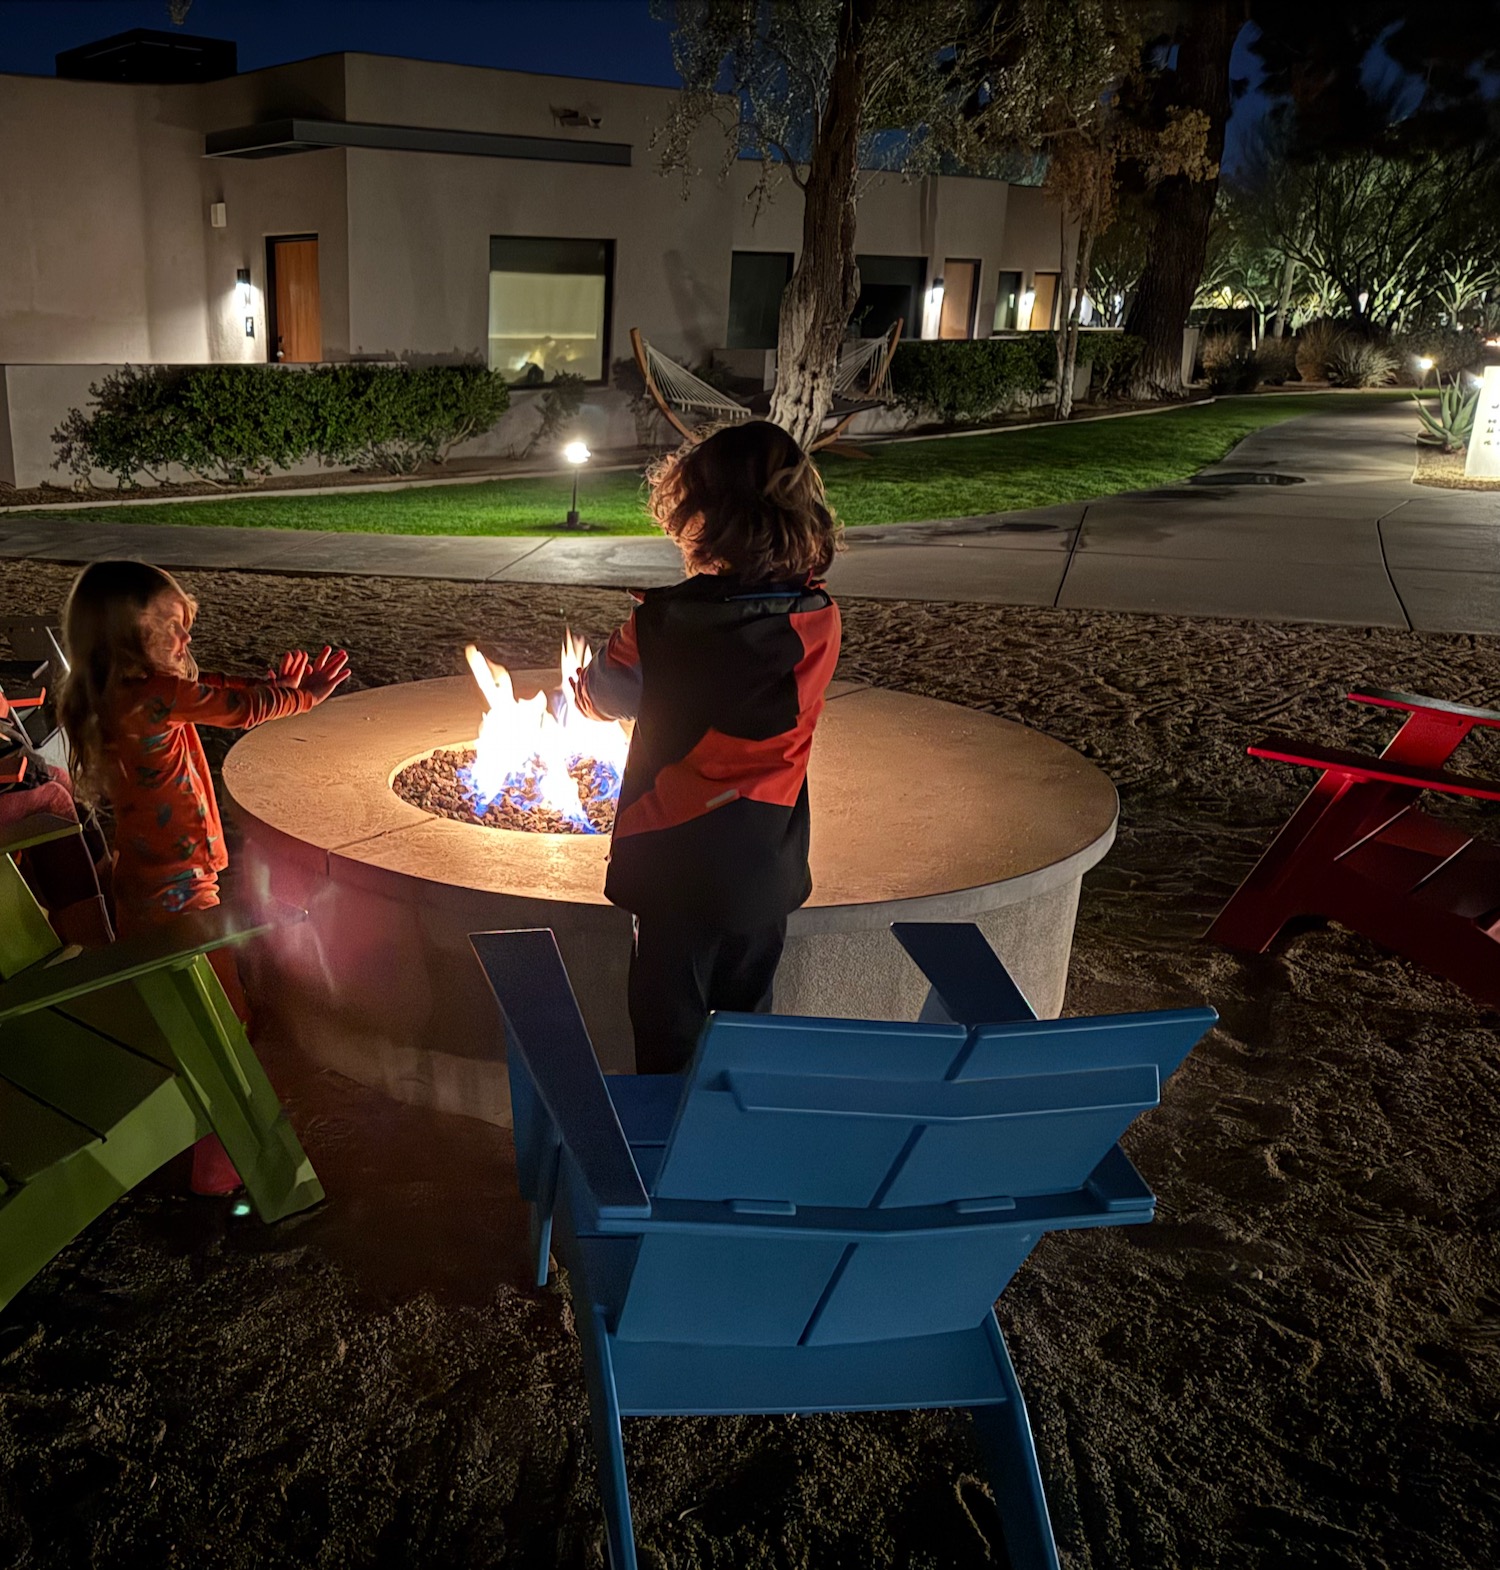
[108,672,316,922]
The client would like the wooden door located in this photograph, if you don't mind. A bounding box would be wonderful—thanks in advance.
[270,237,321,362]
[1027,273,1058,332]
[938,260,978,340]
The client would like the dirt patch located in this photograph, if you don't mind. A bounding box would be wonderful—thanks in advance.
[1413,445,1500,490]
[2,561,1499,1569]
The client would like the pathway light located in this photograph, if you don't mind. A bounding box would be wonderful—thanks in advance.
[563,440,591,528]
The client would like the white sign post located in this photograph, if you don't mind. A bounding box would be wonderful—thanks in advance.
[1466,364,1500,480]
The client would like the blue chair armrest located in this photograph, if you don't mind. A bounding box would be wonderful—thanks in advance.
[471,930,651,1219]
[893,923,1037,1024]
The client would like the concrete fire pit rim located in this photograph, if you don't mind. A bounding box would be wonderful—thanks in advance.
[226,672,1119,913]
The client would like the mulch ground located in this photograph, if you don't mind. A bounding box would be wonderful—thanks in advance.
[2,560,1498,1570]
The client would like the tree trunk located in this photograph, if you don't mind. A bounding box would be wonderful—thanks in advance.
[766,0,876,450]
[1270,255,1296,338]
[1057,205,1098,420]
[1124,1,1241,399]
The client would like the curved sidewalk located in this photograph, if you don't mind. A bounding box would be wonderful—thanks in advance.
[1,403,1496,633]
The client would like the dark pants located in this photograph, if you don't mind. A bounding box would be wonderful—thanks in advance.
[628,914,786,1075]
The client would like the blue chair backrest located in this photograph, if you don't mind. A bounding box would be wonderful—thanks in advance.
[615,1006,1212,1349]
[649,1008,1207,1209]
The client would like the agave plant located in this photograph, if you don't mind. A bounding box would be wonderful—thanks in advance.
[1414,375,1479,453]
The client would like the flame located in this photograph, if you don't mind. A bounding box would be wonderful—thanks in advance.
[458,634,630,831]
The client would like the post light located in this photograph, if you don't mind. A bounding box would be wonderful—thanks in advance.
[1416,354,1435,388]
[563,440,591,527]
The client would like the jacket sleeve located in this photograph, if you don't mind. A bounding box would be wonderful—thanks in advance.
[574,614,643,722]
[144,674,319,731]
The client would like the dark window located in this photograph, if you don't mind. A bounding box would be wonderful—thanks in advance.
[993,270,1023,332]
[727,252,793,349]
[488,236,613,385]
[852,255,925,339]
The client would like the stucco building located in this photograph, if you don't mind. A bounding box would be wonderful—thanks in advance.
[0,38,1071,485]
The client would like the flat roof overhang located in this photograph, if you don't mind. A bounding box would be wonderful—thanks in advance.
[204,117,631,166]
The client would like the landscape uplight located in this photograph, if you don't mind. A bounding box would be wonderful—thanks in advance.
[563,440,591,527]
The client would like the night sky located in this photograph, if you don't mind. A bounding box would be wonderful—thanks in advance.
[1,0,1286,174]
[0,0,678,85]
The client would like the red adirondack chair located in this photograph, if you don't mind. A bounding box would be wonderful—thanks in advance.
[1207,687,1500,1010]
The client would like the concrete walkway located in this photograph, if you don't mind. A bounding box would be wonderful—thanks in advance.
[2,402,1496,632]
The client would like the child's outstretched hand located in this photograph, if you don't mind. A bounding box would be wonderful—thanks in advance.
[270,649,311,687]
[301,647,350,704]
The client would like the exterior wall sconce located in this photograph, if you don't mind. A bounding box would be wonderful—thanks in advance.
[237,268,255,337]
[1018,288,1037,329]
[210,201,227,228]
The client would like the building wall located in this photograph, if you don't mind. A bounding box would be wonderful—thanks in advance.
[0,51,1080,477]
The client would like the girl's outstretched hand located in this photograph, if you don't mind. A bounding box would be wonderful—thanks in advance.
[270,649,311,686]
[301,646,351,704]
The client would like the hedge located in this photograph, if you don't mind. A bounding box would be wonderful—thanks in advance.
[888,332,1142,423]
[52,363,511,487]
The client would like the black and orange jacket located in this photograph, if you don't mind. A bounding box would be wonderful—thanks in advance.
[576,572,841,931]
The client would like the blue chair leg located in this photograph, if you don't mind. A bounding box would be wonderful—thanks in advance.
[969,1314,1061,1570]
[529,1205,554,1289]
[576,1302,639,1570]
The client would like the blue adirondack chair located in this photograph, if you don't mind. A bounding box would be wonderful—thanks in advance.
[471,923,1216,1570]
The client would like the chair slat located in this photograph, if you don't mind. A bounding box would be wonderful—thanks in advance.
[0,1009,173,1136]
[0,1077,96,1182]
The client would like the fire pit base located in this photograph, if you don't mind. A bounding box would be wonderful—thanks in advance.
[224,675,1117,1126]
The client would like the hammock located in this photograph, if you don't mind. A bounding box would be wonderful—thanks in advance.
[631,319,903,450]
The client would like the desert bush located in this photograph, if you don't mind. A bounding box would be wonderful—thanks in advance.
[889,339,1049,423]
[1294,318,1350,383]
[1326,339,1399,388]
[611,356,667,447]
[1391,327,1485,383]
[314,364,511,475]
[1252,336,1298,386]
[520,371,586,458]
[1077,331,1143,399]
[52,364,510,485]
[1200,332,1260,394]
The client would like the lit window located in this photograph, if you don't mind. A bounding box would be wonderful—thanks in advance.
[488,237,612,385]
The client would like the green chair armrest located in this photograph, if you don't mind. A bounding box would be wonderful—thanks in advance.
[0,903,305,1023]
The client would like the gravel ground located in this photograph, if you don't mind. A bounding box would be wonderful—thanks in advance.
[2,561,1498,1570]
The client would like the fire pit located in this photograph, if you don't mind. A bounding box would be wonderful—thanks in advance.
[225,667,1118,1127]
[393,638,628,835]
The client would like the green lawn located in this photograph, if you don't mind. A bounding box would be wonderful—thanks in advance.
[24,391,1416,536]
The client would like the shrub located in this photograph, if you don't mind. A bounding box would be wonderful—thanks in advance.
[1391,327,1485,384]
[1326,339,1399,388]
[1078,332,1143,399]
[52,366,196,487]
[1294,318,1350,383]
[315,364,511,474]
[1200,332,1261,394]
[889,337,1057,423]
[1413,375,1479,452]
[52,363,510,485]
[520,371,586,458]
[1253,336,1298,386]
[177,365,321,482]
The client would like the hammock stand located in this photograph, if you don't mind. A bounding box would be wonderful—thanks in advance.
[630,320,903,452]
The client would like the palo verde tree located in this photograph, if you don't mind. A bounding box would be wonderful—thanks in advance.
[654,0,1122,448]
[1044,44,1215,418]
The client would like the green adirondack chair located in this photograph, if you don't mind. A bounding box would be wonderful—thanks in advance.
[0,817,324,1313]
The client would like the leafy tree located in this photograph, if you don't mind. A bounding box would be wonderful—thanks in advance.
[654,0,1122,447]
[1044,42,1215,416]
[1122,0,1500,398]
